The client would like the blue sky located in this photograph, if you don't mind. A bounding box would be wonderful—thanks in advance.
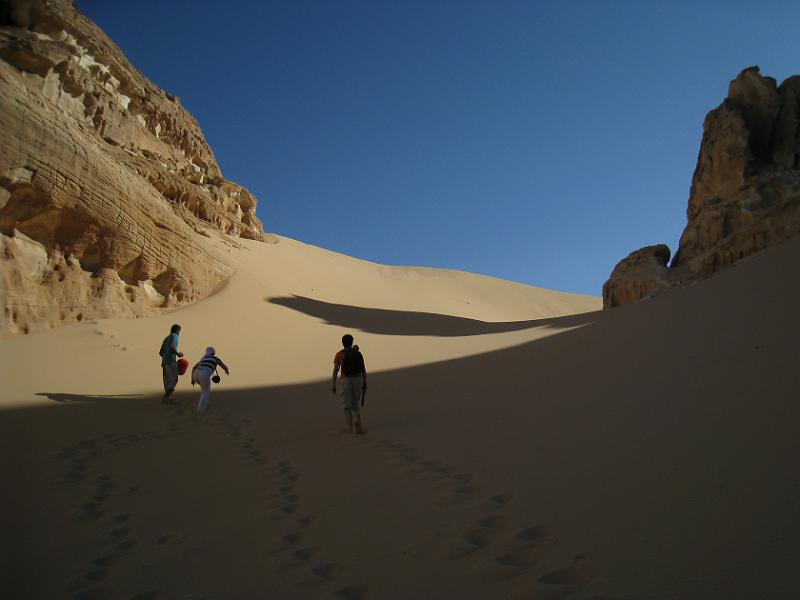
[79,1,799,295]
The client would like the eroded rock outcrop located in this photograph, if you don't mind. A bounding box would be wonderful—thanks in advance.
[603,67,800,308]
[0,0,264,335]
[602,245,671,309]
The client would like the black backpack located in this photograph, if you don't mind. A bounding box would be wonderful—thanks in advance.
[341,347,364,377]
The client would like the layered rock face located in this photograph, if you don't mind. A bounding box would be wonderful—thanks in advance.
[0,0,264,335]
[603,67,800,308]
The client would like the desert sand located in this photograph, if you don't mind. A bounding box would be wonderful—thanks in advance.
[1,231,798,600]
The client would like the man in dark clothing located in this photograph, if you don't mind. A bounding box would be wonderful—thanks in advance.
[159,324,184,403]
[331,334,367,434]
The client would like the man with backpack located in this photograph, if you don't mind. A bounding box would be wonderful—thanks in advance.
[331,334,368,434]
[158,324,184,403]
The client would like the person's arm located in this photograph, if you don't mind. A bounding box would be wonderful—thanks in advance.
[331,364,340,394]
[171,334,183,358]
[361,362,368,390]
[217,358,230,375]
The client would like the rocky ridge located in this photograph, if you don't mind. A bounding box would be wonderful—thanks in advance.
[603,67,800,308]
[0,0,264,336]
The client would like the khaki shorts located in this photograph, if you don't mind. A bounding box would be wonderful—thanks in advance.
[339,376,363,412]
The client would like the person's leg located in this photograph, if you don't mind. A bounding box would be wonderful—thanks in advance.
[352,408,364,434]
[162,363,178,402]
[162,365,170,401]
[344,409,354,430]
[197,370,211,412]
[351,375,364,433]
[342,378,360,433]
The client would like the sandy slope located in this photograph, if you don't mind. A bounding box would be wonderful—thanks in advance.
[1,233,798,600]
[0,233,600,406]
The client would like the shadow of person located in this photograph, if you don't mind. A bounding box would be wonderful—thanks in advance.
[36,392,148,403]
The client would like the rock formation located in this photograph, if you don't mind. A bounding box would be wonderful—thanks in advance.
[602,245,671,309]
[603,67,800,308]
[0,0,264,336]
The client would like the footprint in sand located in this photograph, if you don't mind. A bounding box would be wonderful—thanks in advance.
[83,568,109,582]
[311,562,344,581]
[515,524,558,546]
[129,592,160,600]
[269,504,299,520]
[494,541,542,568]
[330,584,370,600]
[449,472,475,484]
[157,533,187,545]
[266,532,305,555]
[278,471,299,483]
[116,539,138,552]
[267,485,295,499]
[293,547,320,561]
[436,526,502,559]
[405,459,446,478]
[78,502,105,522]
[53,446,78,460]
[96,477,116,492]
[475,514,510,529]
[269,546,323,573]
[244,448,264,461]
[487,493,514,506]
[110,526,130,539]
[269,553,306,573]
[92,552,123,568]
[507,583,579,600]
[472,559,526,583]
[432,466,455,478]
[296,515,315,527]
[507,564,596,599]
[276,463,295,475]
[72,587,112,600]
[267,497,291,510]
[62,470,88,485]
[433,485,479,506]
[538,564,595,586]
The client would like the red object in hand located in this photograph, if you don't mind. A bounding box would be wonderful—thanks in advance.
[177,358,189,376]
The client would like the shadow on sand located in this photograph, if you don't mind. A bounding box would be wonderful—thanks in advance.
[9,242,800,599]
[39,393,148,403]
[267,295,600,336]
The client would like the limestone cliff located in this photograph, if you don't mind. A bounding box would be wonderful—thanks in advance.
[603,67,800,308]
[0,0,264,335]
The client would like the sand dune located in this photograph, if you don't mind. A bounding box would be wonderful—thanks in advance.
[2,232,798,599]
[1,234,599,406]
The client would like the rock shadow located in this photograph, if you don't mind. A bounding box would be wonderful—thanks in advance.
[267,295,598,337]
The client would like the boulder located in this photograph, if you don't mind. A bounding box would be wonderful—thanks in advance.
[602,245,672,308]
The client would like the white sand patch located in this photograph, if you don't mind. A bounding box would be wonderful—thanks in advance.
[34,30,68,42]
[141,280,165,304]
[115,92,131,111]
